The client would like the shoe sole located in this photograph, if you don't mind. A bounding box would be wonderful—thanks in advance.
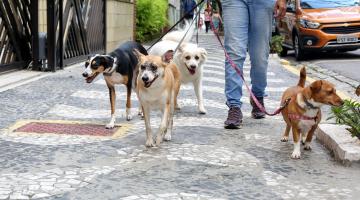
[251,114,266,119]
[224,124,241,129]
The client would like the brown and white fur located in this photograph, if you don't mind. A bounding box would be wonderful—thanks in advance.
[135,50,181,147]
[149,24,208,114]
[280,67,344,159]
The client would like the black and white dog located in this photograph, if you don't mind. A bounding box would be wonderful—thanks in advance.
[82,41,148,128]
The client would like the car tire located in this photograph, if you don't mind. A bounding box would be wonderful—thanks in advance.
[293,33,306,61]
[279,47,288,57]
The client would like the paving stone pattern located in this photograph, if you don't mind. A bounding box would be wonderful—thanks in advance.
[0,34,360,199]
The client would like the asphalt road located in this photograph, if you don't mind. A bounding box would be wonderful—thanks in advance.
[283,49,360,82]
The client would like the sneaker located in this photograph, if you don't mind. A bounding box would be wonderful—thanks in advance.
[250,96,266,119]
[224,106,243,129]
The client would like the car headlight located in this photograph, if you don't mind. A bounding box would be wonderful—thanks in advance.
[299,19,320,29]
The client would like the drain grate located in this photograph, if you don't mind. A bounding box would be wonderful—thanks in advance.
[14,122,120,136]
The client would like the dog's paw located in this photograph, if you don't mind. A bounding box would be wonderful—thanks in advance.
[198,107,207,115]
[155,136,163,146]
[126,114,132,121]
[145,138,155,147]
[291,151,301,159]
[304,143,312,151]
[280,136,288,142]
[164,133,171,141]
[105,123,115,129]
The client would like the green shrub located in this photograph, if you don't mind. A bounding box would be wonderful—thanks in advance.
[328,99,360,139]
[136,0,168,42]
[270,35,284,55]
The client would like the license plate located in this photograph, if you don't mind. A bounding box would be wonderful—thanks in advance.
[337,35,358,43]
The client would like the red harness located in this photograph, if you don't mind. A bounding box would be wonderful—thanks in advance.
[288,113,317,121]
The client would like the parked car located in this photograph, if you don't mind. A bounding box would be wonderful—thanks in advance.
[275,0,360,60]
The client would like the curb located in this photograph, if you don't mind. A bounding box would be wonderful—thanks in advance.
[279,58,360,164]
[316,124,360,165]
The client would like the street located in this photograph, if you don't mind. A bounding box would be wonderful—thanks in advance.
[282,49,360,99]
[0,33,359,199]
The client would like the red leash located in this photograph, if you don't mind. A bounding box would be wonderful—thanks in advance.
[208,18,290,116]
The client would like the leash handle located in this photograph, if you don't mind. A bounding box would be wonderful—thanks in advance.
[146,0,205,51]
[208,17,289,116]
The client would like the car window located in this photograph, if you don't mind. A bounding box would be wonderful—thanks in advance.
[300,0,360,9]
[287,0,296,12]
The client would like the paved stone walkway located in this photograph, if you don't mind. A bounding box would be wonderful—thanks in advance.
[0,34,360,199]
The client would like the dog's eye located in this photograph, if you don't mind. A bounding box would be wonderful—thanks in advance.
[85,61,89,68]
[195,56,200,60]
[185,56,191,60]
[151,65,157,71]
[140,65,146,70]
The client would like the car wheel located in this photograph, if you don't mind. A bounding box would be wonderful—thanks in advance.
[293,34,306,61]
[279,47,288,57]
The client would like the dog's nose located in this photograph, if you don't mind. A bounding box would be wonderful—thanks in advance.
[339,99,345,106]
[82,72,88,77]
[142,76,149,82]
[190,65,196,69]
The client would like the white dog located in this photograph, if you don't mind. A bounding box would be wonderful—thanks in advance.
[149,23,208,114]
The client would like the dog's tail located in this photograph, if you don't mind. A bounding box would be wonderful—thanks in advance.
[297,66,306,87]
[162,20,195,43]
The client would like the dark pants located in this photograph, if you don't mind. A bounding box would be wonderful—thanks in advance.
[205,21,210,33]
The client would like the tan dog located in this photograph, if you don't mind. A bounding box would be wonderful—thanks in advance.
[135,50,181,147]
[280,67,343,159]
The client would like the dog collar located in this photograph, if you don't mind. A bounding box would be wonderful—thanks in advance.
[288,113,317,121]
[303,98,319,110]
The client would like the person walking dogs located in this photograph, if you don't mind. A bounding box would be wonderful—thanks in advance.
[222,0,286,129]
[204,8,212,33]
[182,0,197,20]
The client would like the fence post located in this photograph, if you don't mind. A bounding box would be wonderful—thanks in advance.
[31,0,40,70]
[47,0,56,72]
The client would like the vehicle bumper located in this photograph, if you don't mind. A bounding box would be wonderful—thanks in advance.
[299,27,360,51]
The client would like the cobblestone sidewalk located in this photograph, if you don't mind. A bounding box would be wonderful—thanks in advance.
[0,33,360,200]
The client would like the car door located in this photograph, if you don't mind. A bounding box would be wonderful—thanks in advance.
[277,0,297,47]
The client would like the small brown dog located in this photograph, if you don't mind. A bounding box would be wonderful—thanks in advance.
[135,50,181,147]
[280,67,343,159]
[356,85,360,96]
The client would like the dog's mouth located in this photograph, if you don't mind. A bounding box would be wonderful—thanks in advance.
[186,66,196,75]
[143,75,159,88]
[85,72,99,83]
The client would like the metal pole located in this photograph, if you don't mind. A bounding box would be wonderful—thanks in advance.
[47,0,56,72]
[31,0,39,70]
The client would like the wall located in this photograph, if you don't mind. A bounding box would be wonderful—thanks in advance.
[106,0,135,52]
[39,0,47,33]
[37,0,135,53]
[168,0,180,26]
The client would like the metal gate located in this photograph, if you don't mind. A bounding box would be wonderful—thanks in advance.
[0,0,33,73]
[46,0,106,71]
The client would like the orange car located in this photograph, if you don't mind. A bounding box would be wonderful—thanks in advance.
[276,0,360,60]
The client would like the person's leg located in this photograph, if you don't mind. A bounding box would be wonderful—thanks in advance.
[248,0,274,118]
[205,21,210,33]
[222,0,249,128]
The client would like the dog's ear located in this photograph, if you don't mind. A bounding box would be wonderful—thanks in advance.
[133,49,144,62]
[198,48,207,60]
[161,50,174,63]
[101,55,114,69]
[310,80,323,93]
